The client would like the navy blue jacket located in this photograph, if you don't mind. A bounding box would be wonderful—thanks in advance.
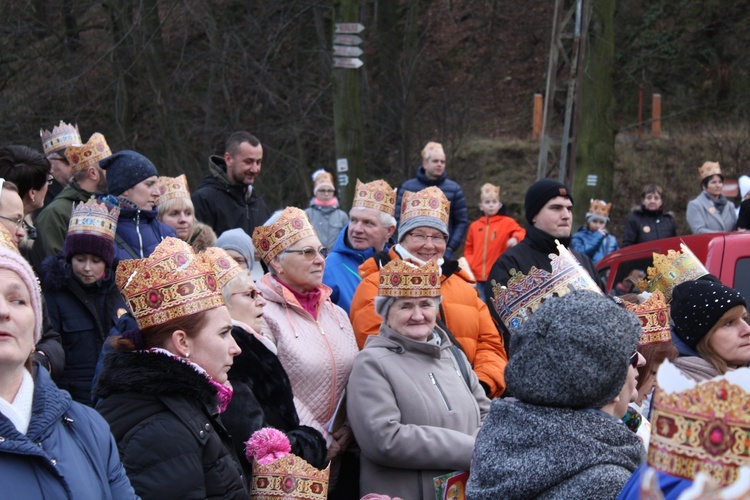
[41,256,129,405]
[0,366,136,499]
[396,166,468,256]
[113,205,176,262]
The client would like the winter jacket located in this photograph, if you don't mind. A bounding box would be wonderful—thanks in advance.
[686,192,737,234]
[483,225,600,345]
[0,366,136,499]
[464,213,525,281]
[305,199,349,251]
[350,247,508,397]
[347,324,490,500]
[191,155,271,238]
[396,167,468,257]
[35,179,96,258]
[618,463,692,499]
[571,225,620,265]
[257,274,359,443]
[41,256,128,405]
[113,203,176,262]
[95,350,248,499]
[466,399,644,499]
[622,206,677,247]
[322,226,376,314]
[223,325,327,477]
[737,198,750,230]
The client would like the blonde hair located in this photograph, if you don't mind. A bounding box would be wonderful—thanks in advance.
[157,196,194,221]
[696,305,748,374]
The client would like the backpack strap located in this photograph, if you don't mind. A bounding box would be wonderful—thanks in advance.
[114,234,139,259]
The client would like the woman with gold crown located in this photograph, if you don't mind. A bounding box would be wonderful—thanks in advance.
[686,161,737,233]
[305,169,348,251]
[347,258,490,500]
[155,174,217,253]
[94,237,247,498]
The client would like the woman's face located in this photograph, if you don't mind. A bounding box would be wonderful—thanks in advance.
[0,269,36,371]
[185,306,240,384]
[28,179,49,212]
[386,297,438,342]
[315,187,334,202]
[271,235,326,293]
[121,176,160,211]
[706,306,750,368]
[225,249,249,270]
[636,368,657,406]
[613,352,645,418]
[643,191,662,211]
[71,254,106,285]
[160,202,195,240]
[226,278,266,333]
[704,175,724,198]
[401,227,447,262]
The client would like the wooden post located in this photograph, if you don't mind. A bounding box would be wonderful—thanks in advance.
[637,84,643,140]
[652,94,661,138]
[532,94,543,140]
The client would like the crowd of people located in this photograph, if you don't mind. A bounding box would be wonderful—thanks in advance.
[0,122,749,499]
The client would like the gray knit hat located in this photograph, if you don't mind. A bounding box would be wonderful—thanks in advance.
[216,228,254,270]
[397,215,449,243]
[506,290,641,410]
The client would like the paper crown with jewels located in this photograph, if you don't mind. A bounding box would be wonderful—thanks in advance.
[115,238,224,330]
[0,224,19,254]
[623,290,671,346]
[421,141,445,160]
[699,161,722,181]
[67,199,119,241]
[401,186,450,226]
[65,133,112,173]
[480,183,501,200]
[586,199,612,221]
[40,120,81,157]
[489,241,602,335]
[352,179,397,217]
[155,174,190,205]
[204,247,243,290]
[378,259,441,298]
[647,362,750,487]
[635,243,709,301]
[252,207,316,264]
[312,169,335,191]
[251,455,330,499]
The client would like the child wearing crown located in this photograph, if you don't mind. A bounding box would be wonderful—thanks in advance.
[305,169,348,251]
[571,199,619,265]
[463,183,525,300]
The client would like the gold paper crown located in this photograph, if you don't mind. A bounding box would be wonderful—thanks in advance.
[635,243,709,301]
[115,238,224,330]
[378,259,441,298]
[649,377,750,486]
[401,187,450,227]
[421,141,445,160]
[252,207,316,264]
[490,241,602,334]
[352,179,397,216]
[587,199,612,219]
[65,133,112,173]
[699,161,722,181]
[624,290,671,346]
[480,183,501,200]
[251,454,330,499]
[0,224,19,254]
[67,200,119,241]
[155,174,190,205]
[40,121,81,156]
[204,247,243,290]
[312,170,335,189]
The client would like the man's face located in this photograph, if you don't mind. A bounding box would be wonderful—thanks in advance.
[347,208,394,251]
[422,151,446,180]
[225,142,263,186]
[532,196,573,238]
[0,190,26,244]
[48,155,73,186]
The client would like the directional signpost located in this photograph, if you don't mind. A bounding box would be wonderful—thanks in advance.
[333,23,364,70]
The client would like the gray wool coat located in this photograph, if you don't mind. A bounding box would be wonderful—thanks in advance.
[686,192,737,234]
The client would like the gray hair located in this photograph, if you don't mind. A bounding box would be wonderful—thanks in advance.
[374,295,441,319]
[349,206,396,230]
[221,269,253,304]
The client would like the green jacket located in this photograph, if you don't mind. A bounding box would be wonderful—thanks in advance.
[35,180,96,257]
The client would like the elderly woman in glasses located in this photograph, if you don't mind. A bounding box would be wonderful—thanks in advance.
[350,186,508,398]
[252,208,358,485]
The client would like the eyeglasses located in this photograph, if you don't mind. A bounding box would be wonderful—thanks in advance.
[629,351,639,369]
[0,214,30,232]
[407,232,447,245]
[46,174,54,185]
[230,289,263,300]
[283,246,328,260]
[317,189,335,194]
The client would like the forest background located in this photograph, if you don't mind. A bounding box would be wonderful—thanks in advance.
[2,0,749,243]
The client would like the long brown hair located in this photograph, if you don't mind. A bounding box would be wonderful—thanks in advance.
[696,305,747,374]
[112,310,210,351]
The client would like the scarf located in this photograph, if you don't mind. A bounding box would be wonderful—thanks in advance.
[393,243,445,271]
[275,277,322,319]
[312,196,340,208]
[0,369,34,434]
[702,191,728,212]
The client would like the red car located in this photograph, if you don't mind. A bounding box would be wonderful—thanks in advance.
[596,232,750,299]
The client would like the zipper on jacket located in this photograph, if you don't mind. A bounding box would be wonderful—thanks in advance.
[481,215,490,279]
[135,210,144,258]
[418,470,424,499]
[429,373,452,411]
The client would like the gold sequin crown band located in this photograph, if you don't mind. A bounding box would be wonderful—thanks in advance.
[65,133,112,173]
[401,186,450,226]
[624,290,671,346]
[204,247,243,290]
[378,259,441,298]
[67,200,119,241]
[251,455,330,499]
[156,174,190,205]
[252,207,316,264]
[0,224,19,254]
[699,161,722,181]
[635,243,709,301]
[115,238,224,330]
[352,179,397,217]
[40,121,81,156]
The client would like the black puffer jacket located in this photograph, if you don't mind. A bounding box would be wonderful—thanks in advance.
[622,205,676,247]
[95,350,247,500]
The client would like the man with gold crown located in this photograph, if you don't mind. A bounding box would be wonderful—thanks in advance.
[39,120,81,206]
[322,178,397,313]
[35,132,111,257]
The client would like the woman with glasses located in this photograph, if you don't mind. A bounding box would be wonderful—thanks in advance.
[207,248,327,478]
[305,169,348,251]
[350,186,508,398]
[252,207,358,493]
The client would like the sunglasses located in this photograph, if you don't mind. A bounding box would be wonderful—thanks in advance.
[283,246,328,260]
[629,351,639,369]
[230,289,263,300]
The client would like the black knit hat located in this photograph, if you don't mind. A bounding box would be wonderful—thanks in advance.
[100,150,158,196]
[671,280,746,349]
[505,290,641,410]
[524,179,573,224]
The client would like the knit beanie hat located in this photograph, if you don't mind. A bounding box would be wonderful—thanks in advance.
[100,150,158,196]
[216,228,255,271]
[505,289,641,409]
[671,280,746,349]
[0,247,43,343]
[398,216,449,243]
[524,178,573,224]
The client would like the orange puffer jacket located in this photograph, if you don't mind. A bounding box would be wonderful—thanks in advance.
[349,247,508,397]
[464,214,526,282]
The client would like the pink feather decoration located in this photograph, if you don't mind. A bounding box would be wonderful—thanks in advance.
[245,427,292,465]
